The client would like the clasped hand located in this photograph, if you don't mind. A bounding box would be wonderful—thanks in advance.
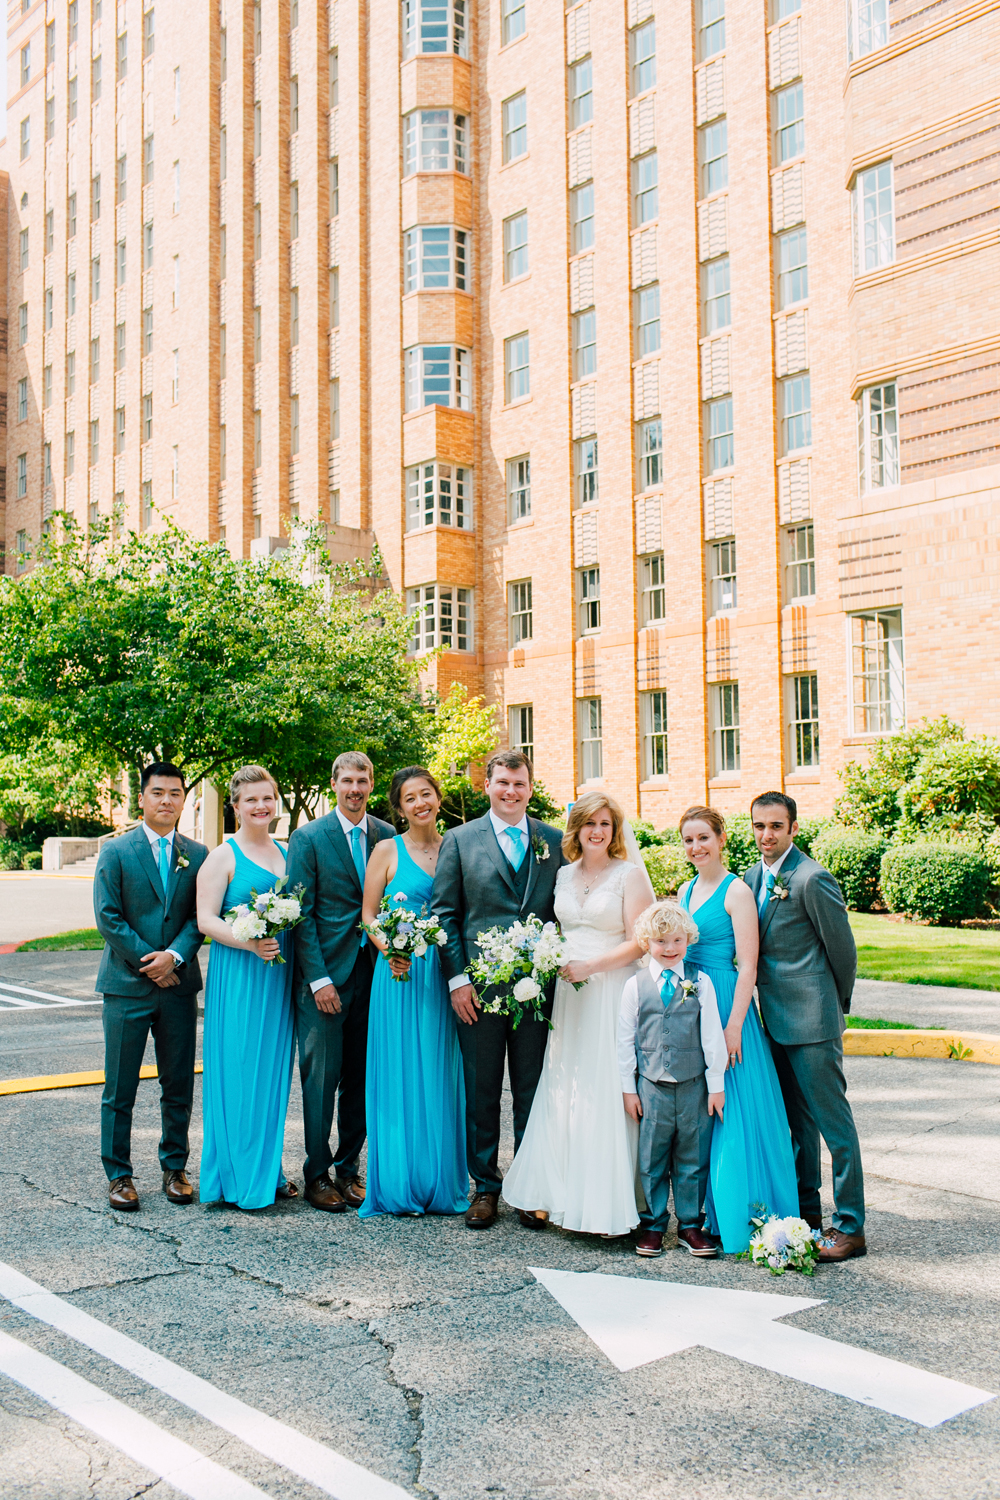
[246,936,281,962]
[559,959,593,985]
[140,950,180,987]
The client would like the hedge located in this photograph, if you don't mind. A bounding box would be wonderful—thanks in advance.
[22,850,43,870]
[642,844,692,897]
[879,842,990,926]
[812,826,887,912]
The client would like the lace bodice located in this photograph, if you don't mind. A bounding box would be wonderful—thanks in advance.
[554,860,633,961]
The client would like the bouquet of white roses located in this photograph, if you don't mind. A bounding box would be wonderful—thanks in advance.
[467,917,575,1030]
[360,893,447,983]
[225,877,306,965]
[738,1207,822,1276]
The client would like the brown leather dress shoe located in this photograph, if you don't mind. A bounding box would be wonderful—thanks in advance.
[465,1191,499,1229]
[305,1172,348,1212]
[818,1229,867,1262]
[162,1169,194,1204]
[109,1176,139,1212]
[517,1209,548,1231]
[334,1174,366,1209]
[676,1225,719,1257]
[635,1230,663,1257]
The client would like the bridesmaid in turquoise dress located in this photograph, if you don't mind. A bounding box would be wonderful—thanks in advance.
[196,766,296,1210]
[678,805,798,1251]
[359,766,467,1217]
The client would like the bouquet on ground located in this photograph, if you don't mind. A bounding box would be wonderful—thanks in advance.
[225,877,306,965]
[360,893,447,982]
[738,1206,822,1276]
[467,917,579,1030]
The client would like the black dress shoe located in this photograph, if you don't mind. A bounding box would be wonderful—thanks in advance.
[517,1209,548,1230]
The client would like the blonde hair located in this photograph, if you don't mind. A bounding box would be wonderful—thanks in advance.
[633,899,700,951]
[229,764,278,807]
[562,791,629,863]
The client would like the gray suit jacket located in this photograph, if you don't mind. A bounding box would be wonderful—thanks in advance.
[431,814,568,985]
[94,825,208,998]
[286,810,395,991]
[745,845,857,1047]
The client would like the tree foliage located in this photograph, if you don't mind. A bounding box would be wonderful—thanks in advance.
[0,744,113,841]
[835,716,1000,841]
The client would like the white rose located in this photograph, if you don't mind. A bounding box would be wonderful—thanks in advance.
[435,930,447,946]
[413,941,428,957]
[513,976,541,1003]
[231,912,267,943]
[393,935,409,949]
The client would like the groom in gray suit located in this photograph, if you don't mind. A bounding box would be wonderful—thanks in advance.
[432,750,567,1230]
[745,792,865,1261]
[94,763,207,1212]
[286,752,394,1212]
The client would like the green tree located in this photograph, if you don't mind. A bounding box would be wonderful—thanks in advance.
[423,682,499,825]
[0,744,113,841]
[834,716,966,834]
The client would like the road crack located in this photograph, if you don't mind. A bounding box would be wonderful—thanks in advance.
[365,1322,437,1499]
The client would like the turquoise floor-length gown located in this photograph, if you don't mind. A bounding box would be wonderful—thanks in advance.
[360,837,468,1217]
[682,873,799,1250]
[200,838,295,1210]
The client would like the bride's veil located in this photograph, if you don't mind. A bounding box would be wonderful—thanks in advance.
[621,819,657,905]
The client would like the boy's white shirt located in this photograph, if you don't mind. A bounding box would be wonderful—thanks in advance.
[617,957,728,1094]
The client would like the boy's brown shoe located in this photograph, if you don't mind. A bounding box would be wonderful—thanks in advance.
[677,1226,718,1257]
[635,1230,663,1257]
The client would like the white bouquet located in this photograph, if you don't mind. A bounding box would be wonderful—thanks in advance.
[225,876,306,965]
[467,916,576,1030]
[739,1207,822,1276]
[360,893,448,983]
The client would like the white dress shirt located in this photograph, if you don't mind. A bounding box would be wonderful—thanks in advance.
[141,822,184,967]
[757,842,795,912]
[310,808,370,995]
[447,810,531,995]
[617,957,728,1095]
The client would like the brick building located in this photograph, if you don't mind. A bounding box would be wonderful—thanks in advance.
[2,0,998,822]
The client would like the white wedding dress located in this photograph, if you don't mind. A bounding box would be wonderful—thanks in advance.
[502,861,641,1236]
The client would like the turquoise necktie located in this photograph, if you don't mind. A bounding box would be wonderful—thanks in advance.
[351,826,367,947]
[762,869,776,911]
[505,827,525,871]
[658,971,677,1006]
[158,836,170,895]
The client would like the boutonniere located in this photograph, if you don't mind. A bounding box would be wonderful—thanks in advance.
[769,874,790,902]
[679,978,699,1001]
[531,834,550,862]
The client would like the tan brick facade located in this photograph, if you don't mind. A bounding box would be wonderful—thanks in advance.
[3,0,998,822]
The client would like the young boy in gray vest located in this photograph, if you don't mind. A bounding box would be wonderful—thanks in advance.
[618,899,728,1259]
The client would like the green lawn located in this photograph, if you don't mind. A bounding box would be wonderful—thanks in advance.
[850,913,1000,991]
[18,928,104,951]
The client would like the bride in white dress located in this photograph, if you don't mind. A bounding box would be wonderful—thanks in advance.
[502,792,656,1237]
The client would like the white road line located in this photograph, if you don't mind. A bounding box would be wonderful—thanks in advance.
[0,1262,412,1500]
[0,980,101,1006]
[0,1329,267,1500]
[0,992,46,1008]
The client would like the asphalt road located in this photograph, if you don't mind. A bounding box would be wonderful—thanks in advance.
[0,997,998,1500]
[0,874,98,944]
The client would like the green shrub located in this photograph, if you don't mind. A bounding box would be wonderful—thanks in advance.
[21,850,43,870]
[812,825,887,911]
[721,813,758,878]
[0,839,24,871]
[642,844,691,897]
[984,828,1000,910]
[794,816,832,862]
[630,819,665,849]
[879,842,990,926]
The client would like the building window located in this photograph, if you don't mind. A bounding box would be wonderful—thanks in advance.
[67,352,76,394]
[290,289,300,345]
[144,6,155,55]
[579,567,601,634]
[573,309,597,380]
[45,211,54,254]
[571,181,595,252]
[576,437,599,505]
[90,337,100,384]
[329,161,339,216]
[45,288,53,330]
[172,162,180,213]
[15,530,29,572]
[706,396,734,471]
[173,64,181,116]
[254,410,263,467]
[173,256,180,308]
[289,183,299,238]
[569,57,593,129]
[20,42,31,89]
[91,256,102,299]
[18,304,28,347]
[786,523,815,599]
[328,49,338,107]
[508,580,533,645]
[404,226,469,291]
[638,419,663,490]
[701,120,728,195]
[91,175,102,222]
[117,240,126,285]
[290,396,300,455]
[709,537,738,613]
[777,227,808,307]
[635,284,660,356]
[633,152,658,225]
[578,697,603,780]
[118,31,128,80]
[289,78,299,134]
[504,333,530,402]
[43,366,52,407]
[46,18,55,63]
[172,445,180,498]
[254,308,262,363]
[712,682,740,773]
[851,610,904,733]
[699,0,725,57]
[330,379,340,440]
[640,552,666,624]
[90,419,100,466]
[404,346,472,411]
[69,75,79,121]
[116,407,126,452]
[17,455,28,499]
[93,54,102,101]
[142,394,153,443]
[117,155,127,202]
[780,373,811,453]
[790,674,820,768]
[407,584,473,653]
[44,443,52,486]
[66,432,76,476]
[631,20,656,94]
[19,229,29,273]
[857,382,899,491]
[853,162,894,273]
[405,462,473,530]
[46,94,55,140]
[17,379,28,423]
[507,455,531,521]
[403,110,468,174]
[142,481,153,530]
[172,348,180,402]
[642,691,669,777]
[253,102,262,158]
[848,0,888,60]
[143,307,153,353]
[503,92,527,163]
[502,0,526,45]
[143,134,155,185]
[20,118,30,161]
[776,83,804,163]
[68,193,78,238]
[503,211,528,281]
[509,704,533,764]
[703,255,731,332]
[68,273,77,316]
[402,0,468,59]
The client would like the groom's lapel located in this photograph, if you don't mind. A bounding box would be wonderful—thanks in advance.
[322,816,362,894]
[521,818,542,913]
[131,825,166,907]
[475,816,519,901]
[759,845,801,938]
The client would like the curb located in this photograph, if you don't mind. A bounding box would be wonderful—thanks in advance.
[844,1029,1000,1064]
[0,1063,204,1097]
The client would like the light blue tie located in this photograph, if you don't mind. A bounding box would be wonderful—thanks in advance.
[158,837,170,895]
[351,827,367,947]
[761,869,776,912]
[505,827,525,871]
[658,971,678,1007]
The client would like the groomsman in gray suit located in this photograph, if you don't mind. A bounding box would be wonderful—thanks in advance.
[432,750,567,1230]
[286,752,394,1212]
[94,763,208,1212]
[745,792,866,1261]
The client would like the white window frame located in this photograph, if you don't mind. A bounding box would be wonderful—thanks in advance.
[849,609,904,734]
[777,227,808,308]
[407,583,474,654]
[642,690,669,778]
[775,83,804,164]
[503,211,528,281]
[404,345,472,411]
[712,682,740,774]
[509,703,533,764]
[575,437,598,505]
[507,454,531,521]
[634,284,661,357]
[578,697,603,781]
[633,152,658,225]
[569,56,593,130]
[17,378,28,423]
[780,373,812,454]
[571,181,595,252]
[403,226,469,293]
[848,0,888,61]
[403,110,468,176]
[501,0,526,45]
[405,461,474,531]
[573,308,597,380]
[640,551,666,625]
[706,397,734,472]
[700,119,728,196]
[508,579,533,645]
[578,566,601,634]
[699,0,725,58]
[708,537,738,614]
[852,161,894,274]
[503,91,528,163]
[631,20,656,94]
[857,381,899,492]
[637,419,663,491]
[788,673,820,769]
[402,0,468,60]
[504,333,530,402]
[785,522,816,600]
[703,254,731,332]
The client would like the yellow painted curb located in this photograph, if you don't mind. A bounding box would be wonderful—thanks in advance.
[844,1029,1000,1064]
[0,1063,204,1096]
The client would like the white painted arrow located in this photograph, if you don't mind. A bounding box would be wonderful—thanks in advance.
[531,1268,995,1429]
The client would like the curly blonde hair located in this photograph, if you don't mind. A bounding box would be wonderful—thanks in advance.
[633,899,700,951]
[562,791,628,863]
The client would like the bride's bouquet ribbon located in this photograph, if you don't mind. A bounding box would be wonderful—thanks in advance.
[467,916,576,1030]
[225,877,306,965]
[361,892,448,983]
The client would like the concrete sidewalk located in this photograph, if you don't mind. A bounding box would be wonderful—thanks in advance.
[0,875,97,945]
[852,977,1000,1032]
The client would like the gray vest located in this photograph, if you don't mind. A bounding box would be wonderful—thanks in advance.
[635,961,705,1085]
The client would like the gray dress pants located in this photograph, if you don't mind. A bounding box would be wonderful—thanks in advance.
[636,1073,712,1232]
[767,1032,865,1235]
